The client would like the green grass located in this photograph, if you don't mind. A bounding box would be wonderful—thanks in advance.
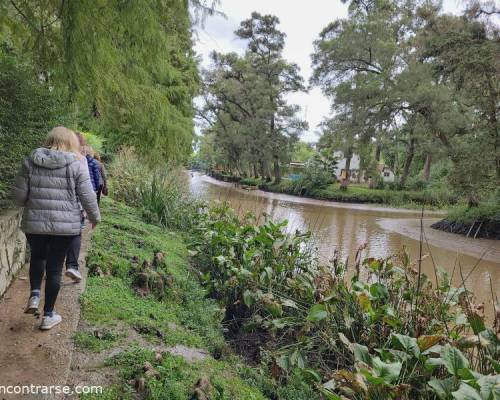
[446,201,500,224]
[73,330,120,353]
[266,179,453,209]
[77,197,308,399]
[239,177,264,187]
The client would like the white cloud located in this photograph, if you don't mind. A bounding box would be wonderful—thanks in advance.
[194,0,465,143]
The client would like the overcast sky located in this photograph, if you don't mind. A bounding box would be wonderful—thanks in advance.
[194,0,467,142]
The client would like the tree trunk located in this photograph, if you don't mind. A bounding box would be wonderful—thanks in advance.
[253,164,258,178]
[375,143,381,162]
[259,161,266,178]
[340,151,352,189]
[400,138,416,187]
[423,153,432,182]
[273,159,281,184]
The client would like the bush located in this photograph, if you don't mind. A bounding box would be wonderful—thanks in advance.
[109,148,201,230]
[0,48,67,208]
[189,205,500,399]
[239,177,263,187]
[287,164,335,195]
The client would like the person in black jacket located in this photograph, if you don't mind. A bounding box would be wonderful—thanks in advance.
[64,136,102,283]
[85,146,101,192]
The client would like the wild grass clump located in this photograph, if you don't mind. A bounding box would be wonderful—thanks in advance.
[109,147,201,230]
[189,204,500,399]
[239,177,264,187]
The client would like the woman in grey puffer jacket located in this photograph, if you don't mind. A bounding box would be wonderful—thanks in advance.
[12,126,100,330]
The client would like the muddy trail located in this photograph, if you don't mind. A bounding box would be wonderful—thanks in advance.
[0,228,92,400]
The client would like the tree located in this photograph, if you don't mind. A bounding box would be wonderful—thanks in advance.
[1,0,202,163]
[417,11,499,203]
[235,12,307,182]
[0,45,64,206]
[199,13,307,181]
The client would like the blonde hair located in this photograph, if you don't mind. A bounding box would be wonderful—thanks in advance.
[84,145,95,158]
[45,126,82,157]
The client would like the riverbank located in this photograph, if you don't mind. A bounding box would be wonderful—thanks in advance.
[431,203,500,240]
[208,172,452,210]
[75,194,499,399]
[207,172,500,240]
[72,198,309,399]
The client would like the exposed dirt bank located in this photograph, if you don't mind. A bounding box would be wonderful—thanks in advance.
[431,218,500,240]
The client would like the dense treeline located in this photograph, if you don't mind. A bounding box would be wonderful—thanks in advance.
[197,0,499,211]
[312,0,499,203]
[0,0,216,206]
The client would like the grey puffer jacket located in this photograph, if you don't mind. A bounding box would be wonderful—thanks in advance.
[13,148,101,235]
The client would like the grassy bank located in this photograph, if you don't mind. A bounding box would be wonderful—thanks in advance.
[78,151,498,399]
[212,173,454,209]
[76,198,315,399]
[431,201,500,239]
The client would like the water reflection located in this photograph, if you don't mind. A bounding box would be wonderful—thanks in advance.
[187,172,500,313]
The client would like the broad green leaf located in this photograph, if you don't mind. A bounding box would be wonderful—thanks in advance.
[372,357,402,384]
[423,344,444,356]
[487,357,500,373]
[276,354,290,371]
[320,389,342,400]
[442,345,470,376]
[361,370,386,386]
[391,333,420,358]
[290,349,305,368]
[451,383,482,400]
[425,357,445,372]
[307,304,328,322]
[357,293,373,313]
[428,377,459,400]
[352,343,372,365]
[265,302,283,317]
[369,282,389,300]
[477,375,500,400]
[243,290,254,307]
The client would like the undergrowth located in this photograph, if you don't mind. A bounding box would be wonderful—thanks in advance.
[78,198,313,399]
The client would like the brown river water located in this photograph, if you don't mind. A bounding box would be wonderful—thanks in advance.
[187,172,500,315]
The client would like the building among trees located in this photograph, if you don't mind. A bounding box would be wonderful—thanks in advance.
[333,151,395,183]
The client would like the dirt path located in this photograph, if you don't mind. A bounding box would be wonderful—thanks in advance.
[0,228,92,400]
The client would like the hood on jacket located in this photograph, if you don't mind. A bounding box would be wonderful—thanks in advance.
[30,148,78,169]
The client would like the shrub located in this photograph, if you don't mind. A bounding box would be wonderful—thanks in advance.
[288,163,336,195]
[109,147,201,230]
[189,205,500,399]
[0,48,66,208]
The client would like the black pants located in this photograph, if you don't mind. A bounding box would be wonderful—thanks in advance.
[27,234,75,314]
[66,234,81,271]
[66,216,85,271]
[97,186,103,205]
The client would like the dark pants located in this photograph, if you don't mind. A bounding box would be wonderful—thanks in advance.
[26,234,75,314]
[66,216,85,271]
[97,186,103,205]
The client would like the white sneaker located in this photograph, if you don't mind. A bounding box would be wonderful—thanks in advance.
[40,312,62,330]
[24,296,40,314]
[65,268,82,283]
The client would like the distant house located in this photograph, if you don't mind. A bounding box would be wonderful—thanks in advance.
[288,161,305,169]
[378,164,395,183]
[332,151,395,183]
